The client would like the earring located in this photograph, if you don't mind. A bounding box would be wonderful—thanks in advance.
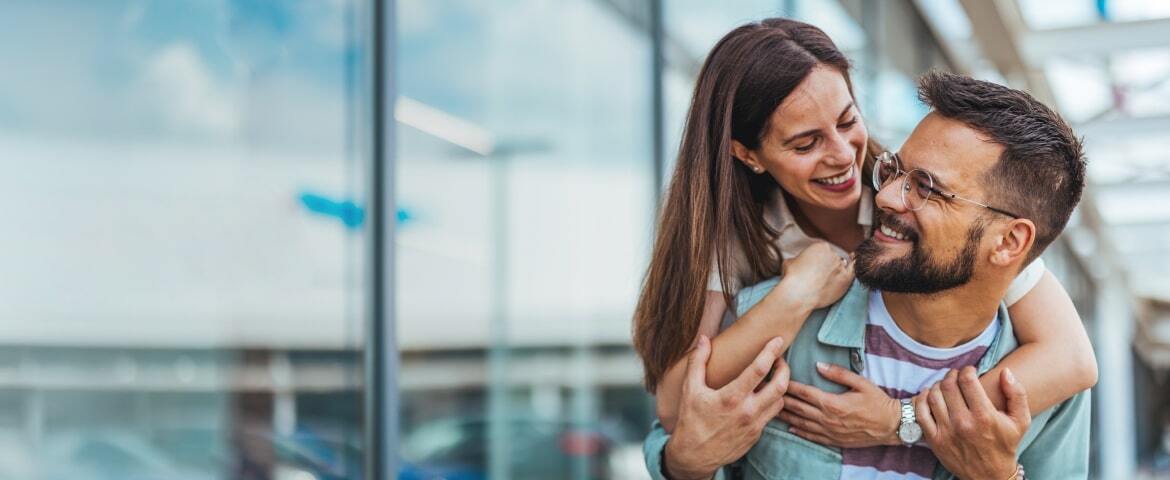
[754,167,764,174]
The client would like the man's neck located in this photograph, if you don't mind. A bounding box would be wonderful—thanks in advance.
[880,278,1007,348]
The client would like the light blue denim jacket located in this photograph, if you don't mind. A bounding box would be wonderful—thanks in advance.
[643,278,1091,480]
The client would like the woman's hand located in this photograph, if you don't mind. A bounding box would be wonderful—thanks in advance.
[777,362,902,448]
[777,241,855,310]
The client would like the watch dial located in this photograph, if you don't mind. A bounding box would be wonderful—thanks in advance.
[898,422,923,443]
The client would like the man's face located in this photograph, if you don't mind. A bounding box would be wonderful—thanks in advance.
[855,113,1003,294]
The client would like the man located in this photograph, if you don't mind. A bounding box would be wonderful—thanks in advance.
[644,71,1090,479]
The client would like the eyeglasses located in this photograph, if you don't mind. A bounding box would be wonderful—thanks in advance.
[871,151,1021,219]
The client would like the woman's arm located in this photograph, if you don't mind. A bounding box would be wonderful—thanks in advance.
[986,270,1098,412]
[655,285,813,432]
[655,242,853,432]
[655,290,730,432]
[778,271,1098,449]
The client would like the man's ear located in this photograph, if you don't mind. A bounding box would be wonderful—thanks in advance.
[990,219,1036,268]
[731,140,765,174]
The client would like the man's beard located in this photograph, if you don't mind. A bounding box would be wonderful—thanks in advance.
[855,214,985,294]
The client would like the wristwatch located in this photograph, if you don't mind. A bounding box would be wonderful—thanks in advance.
[896,398,922,445]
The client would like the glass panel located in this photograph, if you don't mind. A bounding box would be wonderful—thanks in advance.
[397,1,654,478]
[1111,48,1170,117]
[0,1,370,478]
[1017,0,1101,30]
[1020,0,1170,28]
[1103,0,1170,22]
[1045,58,1114,123]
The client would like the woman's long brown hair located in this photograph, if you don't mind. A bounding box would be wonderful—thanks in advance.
[633,18,879,392]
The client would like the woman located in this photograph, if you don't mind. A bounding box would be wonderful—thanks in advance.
[631,17,1097,444]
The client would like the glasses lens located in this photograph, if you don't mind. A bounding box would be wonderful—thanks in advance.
[874,155,898,189]
[905,170,933,210]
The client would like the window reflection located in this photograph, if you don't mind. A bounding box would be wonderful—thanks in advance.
[0,1,369,478]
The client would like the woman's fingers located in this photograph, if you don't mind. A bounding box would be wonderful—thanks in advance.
[779,394,822,420]
[784,381,824,408]
[815,361,870,391]
[779,411,828,436]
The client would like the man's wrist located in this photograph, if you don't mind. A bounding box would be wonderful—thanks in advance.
[662,438,714,480]
[883,397,903,446]
[998,462,1024,480]
[960,459,1018,480]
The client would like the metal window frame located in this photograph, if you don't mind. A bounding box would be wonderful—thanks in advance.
[367,0,398,479]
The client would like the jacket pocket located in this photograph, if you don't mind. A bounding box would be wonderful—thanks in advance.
[743,421,842,480]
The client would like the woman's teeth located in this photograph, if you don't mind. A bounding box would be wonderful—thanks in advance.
[813,167,853,185]
[880,223,908,241]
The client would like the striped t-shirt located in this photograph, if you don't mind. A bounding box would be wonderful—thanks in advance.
[839,290,999,480]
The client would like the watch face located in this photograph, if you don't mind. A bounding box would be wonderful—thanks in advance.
[898,422,923,444]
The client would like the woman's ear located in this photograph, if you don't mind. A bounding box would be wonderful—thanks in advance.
[731,140,765,174]
[990,219,1036,269]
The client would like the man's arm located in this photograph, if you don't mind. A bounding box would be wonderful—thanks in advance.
[915,365,1093,479]
[642,420,675,480]
[642,335,791,480]
[1015,387,1091,478]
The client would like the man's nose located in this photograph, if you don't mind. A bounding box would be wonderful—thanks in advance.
[875,174,908,213]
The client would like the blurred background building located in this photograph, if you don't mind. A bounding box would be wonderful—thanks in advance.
[1,0,1169,479]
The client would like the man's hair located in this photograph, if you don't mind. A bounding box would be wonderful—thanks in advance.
[918,71,1086,265]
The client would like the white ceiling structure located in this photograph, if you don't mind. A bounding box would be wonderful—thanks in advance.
[913,0,1170,299]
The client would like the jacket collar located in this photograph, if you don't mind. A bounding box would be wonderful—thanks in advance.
[816,280,1017,360]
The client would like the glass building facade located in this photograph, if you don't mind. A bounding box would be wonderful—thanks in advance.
[0,0,1134,479]
[0,1,370,478]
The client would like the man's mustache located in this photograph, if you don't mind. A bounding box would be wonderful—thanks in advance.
[875,211,920,242]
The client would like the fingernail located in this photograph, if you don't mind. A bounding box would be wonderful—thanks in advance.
[816,362,828,372]
[1005,368,1016,384]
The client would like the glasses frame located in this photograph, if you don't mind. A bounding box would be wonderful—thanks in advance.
[871,151,1022,219]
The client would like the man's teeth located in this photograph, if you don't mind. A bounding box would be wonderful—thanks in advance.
[814,167,853,185]
[880,224,908,241]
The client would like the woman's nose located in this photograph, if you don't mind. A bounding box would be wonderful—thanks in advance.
[824,132,855,168]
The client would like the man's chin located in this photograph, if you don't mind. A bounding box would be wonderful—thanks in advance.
[855,256,915,290]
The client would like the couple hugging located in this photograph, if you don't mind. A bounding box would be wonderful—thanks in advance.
[633,18,1093,480]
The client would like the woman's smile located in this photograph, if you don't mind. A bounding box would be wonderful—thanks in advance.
[810,165,857,193]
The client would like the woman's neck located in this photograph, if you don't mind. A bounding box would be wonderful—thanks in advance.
[785,193,865,252]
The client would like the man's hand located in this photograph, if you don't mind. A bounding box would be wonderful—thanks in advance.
[916,367,1031,480]
[663,335,791,480]
[777,361,902,447]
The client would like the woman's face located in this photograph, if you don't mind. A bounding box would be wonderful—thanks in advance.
[735,64,868,212]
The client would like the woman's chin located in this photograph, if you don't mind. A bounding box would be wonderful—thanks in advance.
[802,185,861,211]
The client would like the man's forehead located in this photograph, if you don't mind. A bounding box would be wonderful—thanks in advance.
[901,113,1002,183]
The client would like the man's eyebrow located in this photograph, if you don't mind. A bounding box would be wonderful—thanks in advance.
[899,153,954,191]
[930,171,954,191]
[782,102,856,145]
